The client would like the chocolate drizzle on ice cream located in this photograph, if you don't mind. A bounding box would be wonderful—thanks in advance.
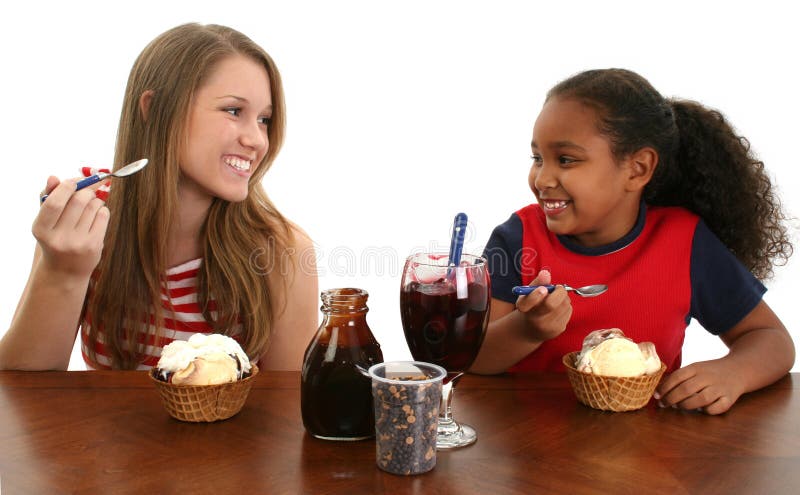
[154,333,252,385]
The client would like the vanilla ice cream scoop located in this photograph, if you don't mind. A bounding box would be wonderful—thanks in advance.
[576,329,661,377]
[156,333,252,385]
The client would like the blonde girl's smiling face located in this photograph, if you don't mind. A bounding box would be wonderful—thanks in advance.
[180,54,272,204]
[529,97,643,247]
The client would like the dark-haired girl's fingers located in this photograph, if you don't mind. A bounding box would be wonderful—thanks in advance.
[702,395,735,415]
[655,367,698,407]
[515,286,549,312]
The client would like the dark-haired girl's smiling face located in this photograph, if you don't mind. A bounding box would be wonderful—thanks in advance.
[529,97,642,247]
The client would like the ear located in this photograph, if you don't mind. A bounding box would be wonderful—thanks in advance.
[139,90,155,121]
[624,147,658,192]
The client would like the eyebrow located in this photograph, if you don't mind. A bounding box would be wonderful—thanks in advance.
[216,95,273,114]
[531,140,587,152]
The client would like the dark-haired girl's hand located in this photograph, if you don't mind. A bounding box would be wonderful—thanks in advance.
[656,301,795,415]
[515,269,572,342]
[654,358,744,415]
[469,269,573,375]
[33,176,110,280]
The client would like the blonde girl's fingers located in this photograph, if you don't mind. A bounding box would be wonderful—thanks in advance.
[88,205,111,238]
[36,180,78,231]
[39,175,92,202]
[75,196,107,233]
[39,176,60,198]
[39,174,104,203]
[56,188,98,231]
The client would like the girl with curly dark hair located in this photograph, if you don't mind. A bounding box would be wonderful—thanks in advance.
[473,68,794,414]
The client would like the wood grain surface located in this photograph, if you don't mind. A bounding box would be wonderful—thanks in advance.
[1,371,797,494]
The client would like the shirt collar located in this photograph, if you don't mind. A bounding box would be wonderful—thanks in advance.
[556,201,646,256]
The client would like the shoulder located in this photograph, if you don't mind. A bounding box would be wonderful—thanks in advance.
[277,219,317,276]
[290,222,317,278]
[646,205,699,226]
[515,203,544,222]
[286,220,315,252]
[643,206,700,245]
[491,204,545,236]
[253,214,317,286]
[255,210,315,255]
[486,210,526,253]
[264,218,318,305]
[484,211,527,303]
[492,211,524,237]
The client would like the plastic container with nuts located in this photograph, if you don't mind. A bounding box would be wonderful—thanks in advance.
[368,361,446,475]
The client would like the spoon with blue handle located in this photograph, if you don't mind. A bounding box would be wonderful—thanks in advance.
[40,158,149,203]
[447,212,468,269]
[512,284,608,297]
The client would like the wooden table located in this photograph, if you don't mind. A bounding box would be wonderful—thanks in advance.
[0,371,797,494]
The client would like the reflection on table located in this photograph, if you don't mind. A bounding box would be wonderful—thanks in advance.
[0,370,797,494]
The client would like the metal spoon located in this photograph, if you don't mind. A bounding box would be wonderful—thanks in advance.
[512,284,608,297]
[40,158,149,202]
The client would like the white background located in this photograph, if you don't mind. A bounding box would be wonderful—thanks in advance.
[0,1,797,371]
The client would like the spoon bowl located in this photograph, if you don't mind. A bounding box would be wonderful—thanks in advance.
[512,284,608,298]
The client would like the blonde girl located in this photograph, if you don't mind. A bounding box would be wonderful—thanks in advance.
[0,23,318,371]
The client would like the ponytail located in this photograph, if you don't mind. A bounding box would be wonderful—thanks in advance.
[645,100,791,280]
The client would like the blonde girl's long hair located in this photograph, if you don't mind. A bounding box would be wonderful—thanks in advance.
[85,23,293,368]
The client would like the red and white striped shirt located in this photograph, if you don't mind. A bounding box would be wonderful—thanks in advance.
[81,258,243,370]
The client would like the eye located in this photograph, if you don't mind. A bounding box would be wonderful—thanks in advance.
[530,154,543,166]
[224,107,241,117]
[258,116,271,126]
[559,156,577,166]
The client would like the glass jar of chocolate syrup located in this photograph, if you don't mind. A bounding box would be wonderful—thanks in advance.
[301,288,383,440]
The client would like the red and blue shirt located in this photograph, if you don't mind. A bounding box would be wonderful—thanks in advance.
[483,203,766,372]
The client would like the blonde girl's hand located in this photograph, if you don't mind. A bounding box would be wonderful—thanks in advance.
[515,269,572,342]
[654,358,745,415]
[32,176,110,279]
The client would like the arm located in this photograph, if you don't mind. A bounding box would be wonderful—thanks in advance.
[656,300,794,415]
[258,225,319,371]
[470,269,572,374]
[0,178,109,370]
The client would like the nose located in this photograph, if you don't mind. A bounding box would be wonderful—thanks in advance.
[530,161,557,192]
[240,120,268,153]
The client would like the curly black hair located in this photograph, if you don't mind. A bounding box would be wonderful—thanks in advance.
[548,68,792,281]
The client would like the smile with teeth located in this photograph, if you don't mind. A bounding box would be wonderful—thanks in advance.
[542,200,569,210]
[224,156,252,172]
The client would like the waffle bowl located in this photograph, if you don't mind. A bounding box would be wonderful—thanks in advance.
[149,364,258,422]
[562,352,665,412]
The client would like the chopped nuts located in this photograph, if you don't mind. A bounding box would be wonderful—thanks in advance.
[372,375,441,475]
